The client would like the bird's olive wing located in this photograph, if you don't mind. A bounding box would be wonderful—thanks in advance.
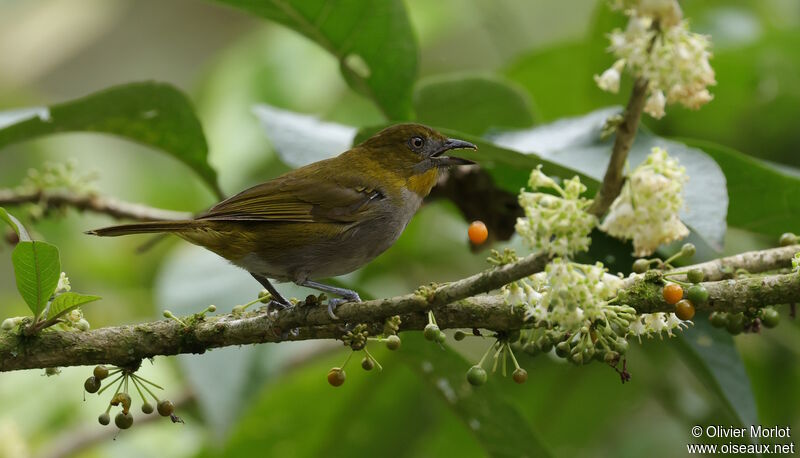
[198,173,384,224]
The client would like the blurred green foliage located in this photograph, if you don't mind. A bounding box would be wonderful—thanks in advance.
[0,1,799,457]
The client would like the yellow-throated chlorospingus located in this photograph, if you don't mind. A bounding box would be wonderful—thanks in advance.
[88,124,477,317]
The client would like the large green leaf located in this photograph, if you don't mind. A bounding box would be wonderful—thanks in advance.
[0,207,31,242]
[679,139,800,238]
[414,73,534,136]
[398,334,552,458]
[676,317,759,430]
[11,241,60,316]
[0,82,222,198]
[491,108,729,250]
[47,292,101,320]
[214,0,417,120]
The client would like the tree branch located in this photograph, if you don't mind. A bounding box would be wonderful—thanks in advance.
[0,189,191,221]
[1,245,797,372]
[589,77,649,217]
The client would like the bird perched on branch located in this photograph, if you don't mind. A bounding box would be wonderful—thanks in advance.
[87,124,477,318]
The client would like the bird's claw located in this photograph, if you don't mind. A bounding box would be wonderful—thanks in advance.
[326,293,360,320]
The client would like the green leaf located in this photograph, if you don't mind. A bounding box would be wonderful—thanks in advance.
[414,73,534,136]
[679,139,800,238]
[47,292,101,320]
[0,82,222,198]
[0,207,31,241]
[397,334,552,458]
[215,0,417,120]
[11,241,61,317]
[676,317,759,430]
[491,108,728,250]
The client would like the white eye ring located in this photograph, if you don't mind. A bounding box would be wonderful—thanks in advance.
[409,136,424,149]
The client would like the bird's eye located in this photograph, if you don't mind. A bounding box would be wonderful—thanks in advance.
[409,136,425,150]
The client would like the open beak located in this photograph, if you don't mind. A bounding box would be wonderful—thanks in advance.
[431,138,478,167]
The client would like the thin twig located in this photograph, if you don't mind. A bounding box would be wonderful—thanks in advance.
[589,77,649,217]
[0,189,191,221]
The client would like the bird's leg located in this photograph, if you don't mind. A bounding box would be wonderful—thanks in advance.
[250,273,292,311]
[298,280,361,320]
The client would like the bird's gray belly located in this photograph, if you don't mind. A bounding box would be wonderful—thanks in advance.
[236,198,418,282]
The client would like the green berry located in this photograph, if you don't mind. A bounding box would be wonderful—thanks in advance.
[98,412,111,425]
[454,330,466,341]
[385,335,401,351]
[142,402,154,414]
[466,365,487,386]
[779,232,797,247]
[84,376,101,393]
[434,330,447,344]
[258,289,271,303]
[709,311,728,328]
[555,341,571,358]
[632,259,650,274]
[361,357,374,371]
[761,307,780,328]
[614,338,629,355]
[93,365,109,380]
[157,399,175,416]
[604,351,620,364]
[115,412,134,430]
[687,285,709,305]
[512,368,528,384]
[726,313,745,335]
[76,319,90,331]
[423,323,440,341]
[681,243,696,257]
[327,368,346,387]
[687,269,704,284]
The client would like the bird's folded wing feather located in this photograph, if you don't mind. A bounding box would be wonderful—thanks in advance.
[198,172,384,223]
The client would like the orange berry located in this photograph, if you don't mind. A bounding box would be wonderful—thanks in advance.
[662,283,683,305]
[327,367,346,387]
[675,299,696,320]
[468,221,488,245]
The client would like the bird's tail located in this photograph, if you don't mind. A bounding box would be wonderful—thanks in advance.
[86,220,198,237]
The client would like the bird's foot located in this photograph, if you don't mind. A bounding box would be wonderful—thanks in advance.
[326,292,360,320]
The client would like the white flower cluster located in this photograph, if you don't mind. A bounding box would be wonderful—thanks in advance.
[524,259,629,331]
[506,259,691,345]
[600,147,689,256]
[515,166,597,257]
[628,312,690,342]
[595,0,715,119]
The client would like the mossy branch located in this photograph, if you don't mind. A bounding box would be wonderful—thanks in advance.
[1,245,797,372]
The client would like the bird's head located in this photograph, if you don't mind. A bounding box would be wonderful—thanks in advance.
[355,123,477,175]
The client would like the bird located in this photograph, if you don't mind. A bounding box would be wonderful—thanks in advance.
[87,123,477,318]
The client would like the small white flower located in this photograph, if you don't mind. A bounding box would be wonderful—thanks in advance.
[594,60,625,94]
[629,318,647,343]
[644,89,666,119]
[56,272,71,294]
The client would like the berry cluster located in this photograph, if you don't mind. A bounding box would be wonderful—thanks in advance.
[84,365,179,430]
[710,307,781,335]
[326,316,402,387]
[460,331,528,386]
